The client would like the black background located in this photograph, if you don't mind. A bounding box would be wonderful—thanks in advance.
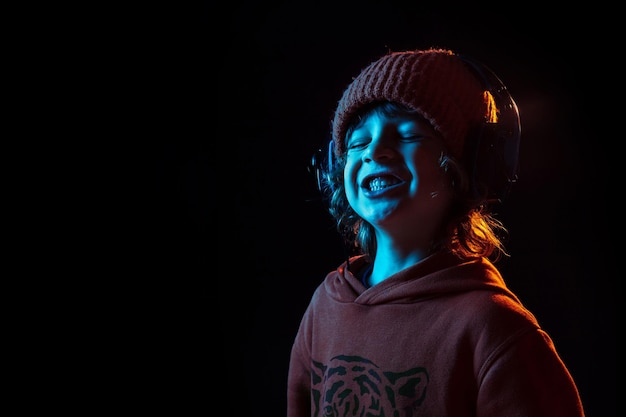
[143,2,616,416]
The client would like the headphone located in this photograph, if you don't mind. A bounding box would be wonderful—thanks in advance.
[309,55,521,205]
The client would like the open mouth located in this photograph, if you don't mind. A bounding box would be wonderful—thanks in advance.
[367,176,402,191]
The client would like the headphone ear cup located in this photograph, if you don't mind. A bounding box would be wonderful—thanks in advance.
[460,56,521,203]
[468,120,520,202]
[310,139,337,194]
[326,140,335,193]
[309,149,322,193]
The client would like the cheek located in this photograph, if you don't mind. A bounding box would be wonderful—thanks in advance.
[415,151,446,181]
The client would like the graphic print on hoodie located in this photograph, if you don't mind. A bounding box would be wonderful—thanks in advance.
[311,354,429,416]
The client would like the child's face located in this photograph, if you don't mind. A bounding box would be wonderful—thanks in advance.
[343,108,454,241]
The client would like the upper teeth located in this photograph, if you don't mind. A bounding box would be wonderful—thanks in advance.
[369,177,398,191]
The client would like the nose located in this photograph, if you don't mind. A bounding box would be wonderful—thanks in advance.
[362,133,396,162]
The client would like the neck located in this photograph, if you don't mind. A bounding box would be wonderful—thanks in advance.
[370,245,430,286]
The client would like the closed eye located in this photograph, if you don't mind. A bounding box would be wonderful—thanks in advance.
[399,134,427,142]
[346,137,371,150]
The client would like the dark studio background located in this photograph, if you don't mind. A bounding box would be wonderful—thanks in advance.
[142,2,616,416]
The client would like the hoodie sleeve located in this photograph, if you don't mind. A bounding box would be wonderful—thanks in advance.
[286,292,316,417]
[476,327,584,416]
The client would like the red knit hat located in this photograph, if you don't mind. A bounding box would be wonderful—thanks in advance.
[332,48,488,161]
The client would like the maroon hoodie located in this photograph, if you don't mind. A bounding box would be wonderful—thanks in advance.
[287,251,584,416]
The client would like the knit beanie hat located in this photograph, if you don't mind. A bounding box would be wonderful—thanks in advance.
[332,48,490,161]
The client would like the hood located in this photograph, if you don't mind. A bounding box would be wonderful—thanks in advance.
[323,251,521,306]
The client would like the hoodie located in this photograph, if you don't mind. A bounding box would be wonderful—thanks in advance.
[287,251,584,416]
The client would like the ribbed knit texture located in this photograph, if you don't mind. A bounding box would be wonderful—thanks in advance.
[332,48,487,160]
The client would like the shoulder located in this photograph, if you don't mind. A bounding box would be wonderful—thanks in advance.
[456,288,540,337]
